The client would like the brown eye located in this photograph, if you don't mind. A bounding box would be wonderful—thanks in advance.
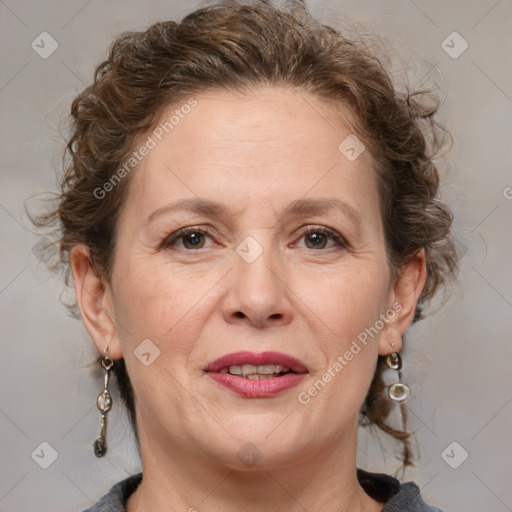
[181,231,206,249]
[162,227,215,250]
[304,231,328,249]
[295,227,347,251]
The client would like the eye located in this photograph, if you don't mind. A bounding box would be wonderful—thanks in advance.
[295,226,348,251]
[161,227,216,250]
[161,225,347,252]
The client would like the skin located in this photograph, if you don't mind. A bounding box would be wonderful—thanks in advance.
[71,86,426,512]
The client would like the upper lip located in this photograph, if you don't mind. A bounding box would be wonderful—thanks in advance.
[205,351,308,373]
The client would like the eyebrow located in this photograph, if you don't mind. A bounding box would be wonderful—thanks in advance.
[144,197,362,226]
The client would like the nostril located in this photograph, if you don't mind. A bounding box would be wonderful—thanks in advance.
[235,311,245,318]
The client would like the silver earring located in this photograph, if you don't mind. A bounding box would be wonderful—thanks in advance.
[385,352,411,403]
[93,349,114,457]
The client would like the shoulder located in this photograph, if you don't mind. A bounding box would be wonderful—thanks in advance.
[83,469,444,512]
[383,481,445,511]
[81,473,142,512]
[357,468,445,512]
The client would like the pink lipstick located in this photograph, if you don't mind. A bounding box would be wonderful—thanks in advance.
[204,351,308,398]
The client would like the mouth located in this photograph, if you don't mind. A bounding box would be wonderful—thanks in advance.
[218,363,296,379]
[204,351,308,397]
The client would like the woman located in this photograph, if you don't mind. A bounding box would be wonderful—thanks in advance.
[32,1,456,510]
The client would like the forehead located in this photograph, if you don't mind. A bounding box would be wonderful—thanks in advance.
[123,86,379,224]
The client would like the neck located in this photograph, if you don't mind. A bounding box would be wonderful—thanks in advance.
[126,421,383,512]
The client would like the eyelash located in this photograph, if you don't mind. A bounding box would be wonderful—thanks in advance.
[161,225,348,252]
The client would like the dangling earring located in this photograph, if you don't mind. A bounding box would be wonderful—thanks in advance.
[385,352,411,403]
[93,348,114,457]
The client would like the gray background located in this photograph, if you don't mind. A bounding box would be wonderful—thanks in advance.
[1,0,511,511]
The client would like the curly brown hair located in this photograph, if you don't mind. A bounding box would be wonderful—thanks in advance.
[28,0,457,476]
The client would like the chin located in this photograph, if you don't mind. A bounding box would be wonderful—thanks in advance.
[200,420,309,470]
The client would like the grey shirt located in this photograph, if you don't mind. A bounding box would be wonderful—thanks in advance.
[82,469,444,511]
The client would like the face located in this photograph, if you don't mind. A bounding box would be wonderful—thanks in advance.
[74,86,424,471]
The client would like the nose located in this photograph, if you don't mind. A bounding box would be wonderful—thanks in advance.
[222,246,293,329]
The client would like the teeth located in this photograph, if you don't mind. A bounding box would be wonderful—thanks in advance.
[242,364,258,375]
[222,364,292,377]
[246,374,280,379]
[257,364,277,374]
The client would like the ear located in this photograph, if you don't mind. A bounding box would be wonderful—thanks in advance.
[378,249,427,356]
[70,245,123,360]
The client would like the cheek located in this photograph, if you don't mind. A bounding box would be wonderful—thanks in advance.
[113,257,220,365]
[297,273,386,414]
[295,266,390,342]
[112,259,180,342]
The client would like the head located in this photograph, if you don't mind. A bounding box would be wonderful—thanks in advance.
[31,0,457,475]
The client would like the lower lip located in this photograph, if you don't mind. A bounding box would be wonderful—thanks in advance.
[206,372,307,398]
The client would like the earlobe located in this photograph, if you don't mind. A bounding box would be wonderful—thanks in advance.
[70,245,123,359]
[378,249,427,355]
